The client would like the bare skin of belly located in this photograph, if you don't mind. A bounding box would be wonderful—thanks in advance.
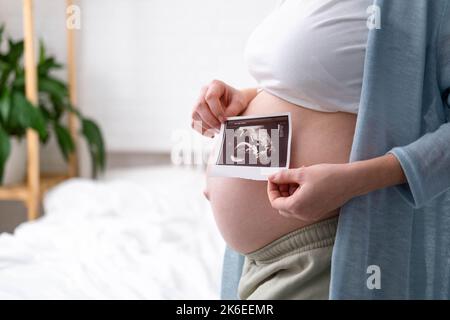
[205,91,357,254]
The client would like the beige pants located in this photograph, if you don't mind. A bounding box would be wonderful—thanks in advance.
[238,217,338,300]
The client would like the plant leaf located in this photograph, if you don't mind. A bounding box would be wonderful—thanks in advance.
[12,71,24,90]
[39,57,63,76]
[0,26,107,178]
[0,60,8,71]
[38,76,68,103]
[53,122,74,160]
[0,24,4,45]
[10,92,48,140]
[0,64,11,90]
[39,39,46,66]
[0,38,22,90]
[0,88,10,123]
[81,118,106,178]
[28,105,48,141]
[7,93,27,134]
[0,124,11,184]
[6,39,23,65]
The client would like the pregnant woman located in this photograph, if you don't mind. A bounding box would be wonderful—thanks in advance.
[192,0,450,299]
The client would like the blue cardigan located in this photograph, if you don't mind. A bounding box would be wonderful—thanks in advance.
[221,0,450,299]
[331,0,450,299]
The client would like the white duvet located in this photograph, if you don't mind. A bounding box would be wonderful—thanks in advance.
[0,166,225,299]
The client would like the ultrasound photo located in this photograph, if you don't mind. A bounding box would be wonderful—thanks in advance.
[210,113,291,180]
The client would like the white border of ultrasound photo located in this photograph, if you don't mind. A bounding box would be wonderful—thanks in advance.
[209,112,292,181]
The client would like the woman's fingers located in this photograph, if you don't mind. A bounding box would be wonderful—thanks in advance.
[267,169,304,215]
[279,184,290,197]
[205,80,226,122]
[192,90,220,130]
[271,192,296,213]
[224,100,244,117]
[192,80,249,138]
[191,111,203,131]
[289,183,299,195]
[267,179,282,203]
[269,169,302,184]
[191,111,215,137]
[192,82,225,136]
[267,180,296,212]
[267,169,300,204]
[196,104,221,129]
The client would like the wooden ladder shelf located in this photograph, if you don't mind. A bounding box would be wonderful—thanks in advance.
[0,0,79,221]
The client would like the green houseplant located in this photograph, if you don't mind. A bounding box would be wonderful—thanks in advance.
[0,25,105,184]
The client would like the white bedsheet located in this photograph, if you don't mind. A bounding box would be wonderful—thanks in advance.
[0,166,225,299]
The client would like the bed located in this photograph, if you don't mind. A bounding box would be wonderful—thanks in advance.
[0,166,225,299]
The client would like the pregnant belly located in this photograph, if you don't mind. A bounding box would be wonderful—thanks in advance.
[205,91,356,254]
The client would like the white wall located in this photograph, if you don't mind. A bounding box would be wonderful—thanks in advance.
[0,0,277,154]
[77,0,277,152]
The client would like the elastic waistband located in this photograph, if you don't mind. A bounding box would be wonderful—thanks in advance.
[245,216,338,263]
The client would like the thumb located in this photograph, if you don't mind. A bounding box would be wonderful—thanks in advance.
[224,99,245,117]
[268,169,301,184]
[271,196,293,212]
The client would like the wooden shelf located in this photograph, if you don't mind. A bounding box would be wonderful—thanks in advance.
[0,173,69,202]
[40,173,71,196]
[0,0,79,221]
[0,185,29,202]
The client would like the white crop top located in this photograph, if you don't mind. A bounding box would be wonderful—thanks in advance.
[244,0,372,114]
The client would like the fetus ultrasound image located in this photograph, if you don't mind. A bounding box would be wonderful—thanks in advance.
[216,115,289,168]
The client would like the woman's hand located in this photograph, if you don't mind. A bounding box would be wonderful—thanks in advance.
[191,80,256,137]
[267,164,354,222]
[267,154,407,222]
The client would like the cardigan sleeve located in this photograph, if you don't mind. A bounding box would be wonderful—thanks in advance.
[439,1,450,109]
[388,3,450,208]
